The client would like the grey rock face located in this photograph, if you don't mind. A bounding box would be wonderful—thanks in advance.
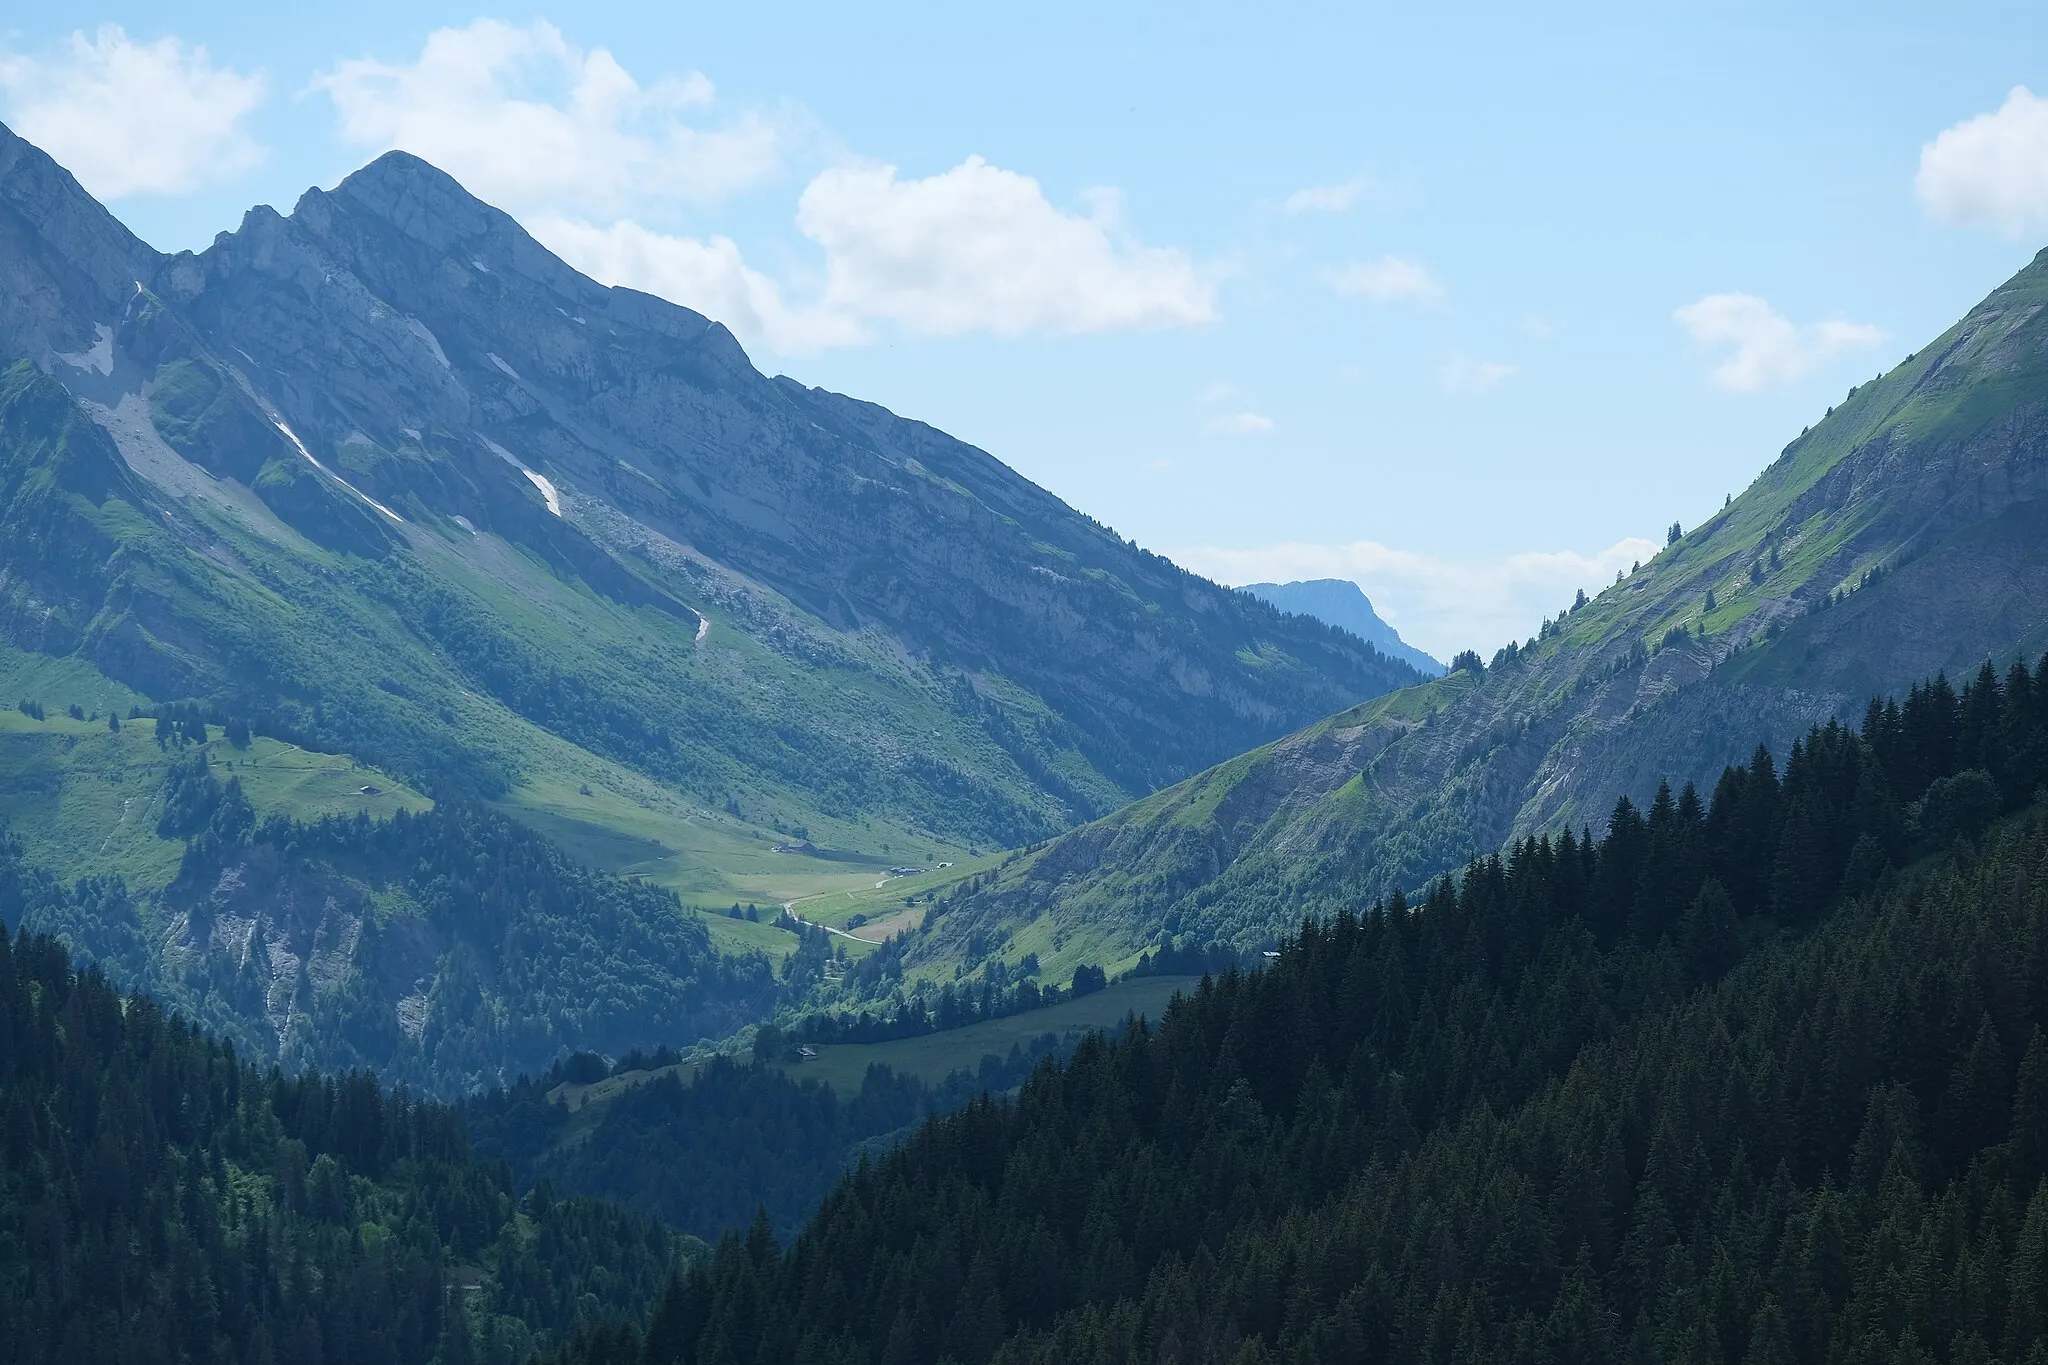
[0,129,1425,834]
[0,124,157,362]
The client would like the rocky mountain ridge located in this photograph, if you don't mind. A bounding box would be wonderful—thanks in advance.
[913,246,2048,971]
[0,123,1424,854]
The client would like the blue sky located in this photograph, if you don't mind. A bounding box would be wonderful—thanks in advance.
[4,3,2046,658]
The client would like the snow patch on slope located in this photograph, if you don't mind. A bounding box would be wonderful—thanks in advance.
[480,435,564,518]
[56,324,114,376]
[273,418,405,523]
[523,469,562,517]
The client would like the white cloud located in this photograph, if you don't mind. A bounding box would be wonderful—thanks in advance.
[794,156,1216,337]
[313,24,1210,354]
[1324,255,1442,305]
[1437,353,1516,394]
[1173,536,1660,659]
[528,215,863,354]
[1917,86,2048,238]
[1673,293,1885,393]
[1204,411,1274,436]
[314,19,782,214]
[533,153,1217,353]
[1195,383,1267,436]
[1284,178,1370,214]
[0,25,266,198]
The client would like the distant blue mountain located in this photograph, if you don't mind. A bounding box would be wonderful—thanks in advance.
[1240,579,1444,677]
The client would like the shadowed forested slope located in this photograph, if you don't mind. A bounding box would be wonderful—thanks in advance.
[550,657,2048,1365]
[467,1048,1064,1245]
[0,928,692,1365]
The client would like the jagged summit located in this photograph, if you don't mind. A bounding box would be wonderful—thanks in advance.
[318,149,538,264]
[310,148,626,310]
[334,147,474,208]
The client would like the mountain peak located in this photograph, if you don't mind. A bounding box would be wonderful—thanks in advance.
[313,148,524,257]
[1240,579,1444,675]
[292,147,730,349]
[352,147,447,183]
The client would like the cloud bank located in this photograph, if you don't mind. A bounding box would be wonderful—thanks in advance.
[797,157,1215,338]
[1917,86,2048,238]
[0,25,266,199]
[527,215,865,353]
[1324,255,1442,305]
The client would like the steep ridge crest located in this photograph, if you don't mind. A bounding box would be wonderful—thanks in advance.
[919,247,2048,969]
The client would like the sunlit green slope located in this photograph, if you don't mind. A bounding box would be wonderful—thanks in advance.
[906,246,2048,974]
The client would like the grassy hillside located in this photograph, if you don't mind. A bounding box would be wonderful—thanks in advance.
[0,684,430,890]
[0,747,785,1095]
[542,975,1198,1112]
[768,974,1198,1096]
[882,248,2048,979]
[0,626,931,976]
[0,355,993,918]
